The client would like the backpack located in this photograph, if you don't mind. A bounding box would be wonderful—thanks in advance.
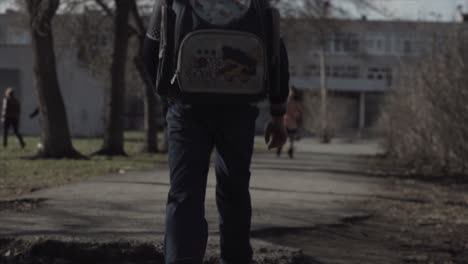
[156,0,282,104]
[4,97,20,119]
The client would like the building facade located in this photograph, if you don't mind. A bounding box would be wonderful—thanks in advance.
[2,10,463,137]
[0,11,106,137]
[282,18,459,135]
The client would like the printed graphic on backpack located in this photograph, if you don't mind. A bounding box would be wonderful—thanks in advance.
[176,30,266,95]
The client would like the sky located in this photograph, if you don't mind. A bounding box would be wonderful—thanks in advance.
[0,0,467,22]
[357,0,468,21]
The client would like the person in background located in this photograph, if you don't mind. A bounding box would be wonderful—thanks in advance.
[2,87,25,148]
[277,87,303,159]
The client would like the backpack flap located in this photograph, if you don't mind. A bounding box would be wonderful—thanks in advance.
[190,0,252,27]
[175,29,266,95]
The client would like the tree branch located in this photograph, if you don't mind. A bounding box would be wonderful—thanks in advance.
[93,0,139,37]
[129,0,146,36]
[94,0,114,17]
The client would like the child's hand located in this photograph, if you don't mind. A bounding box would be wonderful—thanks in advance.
[265,116,287,150]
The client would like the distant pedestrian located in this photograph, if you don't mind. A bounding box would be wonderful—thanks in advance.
[277,87,303,158]
[2,87,25,148]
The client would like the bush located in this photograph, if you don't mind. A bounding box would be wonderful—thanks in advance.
[379,31,468,175]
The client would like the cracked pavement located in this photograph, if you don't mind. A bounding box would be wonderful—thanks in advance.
[0,138,394,262]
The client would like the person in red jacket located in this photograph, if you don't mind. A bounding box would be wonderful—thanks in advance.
[277,87,303,158]
[2,88,25,148]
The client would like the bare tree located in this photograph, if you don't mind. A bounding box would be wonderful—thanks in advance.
[73,0,161,154]
[379,28,468,175]
[129,0,160,153]
[277,0,385,141]
[275,0,385,19]
[25,0,83,159]
[94,0,131,156]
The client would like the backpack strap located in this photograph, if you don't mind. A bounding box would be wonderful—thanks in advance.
[172,0,190,56]
[156,0,188,96]
[168,0,193,89]
[252,0,269,96]
[254,0,282,100]
[253,0,267,44]
[155,0,177,96]
[269,8,282,99]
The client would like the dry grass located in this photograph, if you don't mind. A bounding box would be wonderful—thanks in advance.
[0,132,167,198]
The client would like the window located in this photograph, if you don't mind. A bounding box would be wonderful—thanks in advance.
[99,35,108,46]
[333,33,360,54]
[376,39,383,50]
[345,66,360,79]
[305,64,365,78]
[324,37,333,53]
[331,65,361,79]
[0,27,5,43]
[403,40,412,54]
[304,65,320,77]
[0,27,30,45]
[303,65,312,77]
[89,34,109,48]
[334,37,343,53]
[290,66,297,77]
[367,67,393,86]
[395,34,422,56]
[332,65,344,78]
[417,38,430,54]
[303,64,361,79]
[325,66,331,77]
[350,39,360,52]
[366,33,387,55]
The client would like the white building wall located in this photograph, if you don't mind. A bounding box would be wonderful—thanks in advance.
[0,45,38,135]
[284,19,459,92]
[56,50,106,137]
[0,14,106,137]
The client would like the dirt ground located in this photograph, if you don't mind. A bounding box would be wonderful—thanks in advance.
[3,139,468,263]
[254,177,468,264]
[0,238,304,264]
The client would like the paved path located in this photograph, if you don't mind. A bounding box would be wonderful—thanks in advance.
[0,138,391,245]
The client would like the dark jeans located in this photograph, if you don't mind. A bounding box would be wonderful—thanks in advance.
[165,102,258,264]
[3,118,25,148]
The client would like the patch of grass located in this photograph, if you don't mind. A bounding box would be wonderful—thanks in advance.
[0,132,167,198]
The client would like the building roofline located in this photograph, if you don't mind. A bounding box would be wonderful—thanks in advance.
[282,17,464,26]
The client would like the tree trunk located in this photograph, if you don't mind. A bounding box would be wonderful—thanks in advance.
[319,47,330,144]
[129,0,160,153]
[96,0,131,156]
[26,0,83,159]
[134,57,159,153]
[143,86,160,153]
